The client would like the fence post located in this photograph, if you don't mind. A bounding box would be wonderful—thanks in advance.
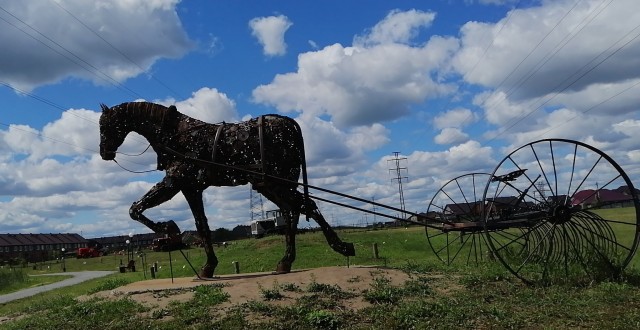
[232,261,240,274]
[373,243,379,259]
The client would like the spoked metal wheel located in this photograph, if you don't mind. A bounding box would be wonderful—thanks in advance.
[426,173,493,266]
[482,139,640,284]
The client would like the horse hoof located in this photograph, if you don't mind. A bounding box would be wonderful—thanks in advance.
[275,262,291,274]
[341,243,356,257]
[331,242,356,257]
[199,265,215,278]
[161,220,181,236]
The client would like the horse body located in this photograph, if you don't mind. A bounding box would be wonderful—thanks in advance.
[99,102,354,277]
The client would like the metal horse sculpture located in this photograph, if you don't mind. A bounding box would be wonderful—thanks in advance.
[99,102,355,277]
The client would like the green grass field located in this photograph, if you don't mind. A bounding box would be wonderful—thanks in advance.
[2,224,640,329]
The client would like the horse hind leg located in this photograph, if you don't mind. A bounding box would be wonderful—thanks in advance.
[256,185,355,274]
[303,198,355,257]
[254,185,300,273]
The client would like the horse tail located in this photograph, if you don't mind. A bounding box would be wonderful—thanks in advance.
[287,116,311,216]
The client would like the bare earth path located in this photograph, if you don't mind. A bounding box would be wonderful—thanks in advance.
[89,266,414,313]
[0,271,116,304]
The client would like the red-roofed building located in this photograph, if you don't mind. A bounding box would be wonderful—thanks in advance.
[0,233,87,264]
[571,189,634,209]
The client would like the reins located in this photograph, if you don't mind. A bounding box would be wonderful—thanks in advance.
[112,159,158,174]
[116,144,152,156]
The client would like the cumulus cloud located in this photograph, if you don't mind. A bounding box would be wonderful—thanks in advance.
[165,87,239,123]
[252,9,459,128]
[433,107,477,129]
[434,127,469,145]
[451,0,640,101]
[249,15,293,56]
[0,0,193,92]
[354,9,436,46]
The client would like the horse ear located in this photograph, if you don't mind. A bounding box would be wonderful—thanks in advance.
[100,103,109,112]
[168,105,177,114]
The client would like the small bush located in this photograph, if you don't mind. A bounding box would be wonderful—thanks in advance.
[0,269,27,291]
[259,282,284,301]
[363,276,402,304]
[306,310,340,330]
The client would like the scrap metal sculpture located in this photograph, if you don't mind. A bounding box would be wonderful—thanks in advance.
[99,102,355,278]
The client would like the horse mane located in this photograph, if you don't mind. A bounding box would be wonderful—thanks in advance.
[103,102,179,125]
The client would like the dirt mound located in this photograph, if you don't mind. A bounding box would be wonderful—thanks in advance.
[88,265,413,313]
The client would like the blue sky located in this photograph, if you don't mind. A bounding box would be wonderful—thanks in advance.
[1,0,640,238]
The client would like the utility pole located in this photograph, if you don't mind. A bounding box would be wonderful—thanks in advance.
[250,188,265,222]
[536,181,547,203]
[388,152,408,221]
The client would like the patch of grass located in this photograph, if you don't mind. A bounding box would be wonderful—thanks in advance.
[280,282,302,292]
[0,271,72,295]
[259,281,284,301]
[193,283,230,305]
[306,276,356,300]
[362,276,403,304]
[87,277,132,294]
[3,226,640,329]
[306,310,340,330]
[0,269,28,292]
[3,297,148,330]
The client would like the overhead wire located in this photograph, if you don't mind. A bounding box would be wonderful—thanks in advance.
[488,16,640,142]
[50,0,189,101]
[0,1,186,165]
[0,4,144,100]
[2,1,638,169]
[481,0,614,135]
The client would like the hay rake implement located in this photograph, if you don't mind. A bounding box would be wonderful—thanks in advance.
[311,139,640,284]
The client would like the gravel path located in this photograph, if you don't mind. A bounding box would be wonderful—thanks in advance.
[0,271,116,304]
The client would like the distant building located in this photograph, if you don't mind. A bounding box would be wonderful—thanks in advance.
[91,233,156,252]
[571,188,634,209]
[0,233,86,264]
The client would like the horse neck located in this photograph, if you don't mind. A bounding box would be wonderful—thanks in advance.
[124,103,175,144]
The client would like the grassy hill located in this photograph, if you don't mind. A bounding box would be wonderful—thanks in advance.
[2,226,640,329]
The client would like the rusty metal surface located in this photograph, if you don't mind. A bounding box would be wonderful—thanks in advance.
[99,102,354,278]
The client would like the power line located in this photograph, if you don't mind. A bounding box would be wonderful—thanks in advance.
[388,152,408,219]
[0,4,144,100]
[489,18,640,142]
[50,0,189,101]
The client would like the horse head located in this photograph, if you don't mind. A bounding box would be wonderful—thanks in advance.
[99,103,130,160]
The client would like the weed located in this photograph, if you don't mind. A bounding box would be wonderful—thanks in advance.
[193,284,230,305]
[259,282,284,301]
[363,276,402,304]
[87,277,131,294]
[347,275,362,283]
[306,310,340,329]
[0,269,27,291]
[306,279,356,299]
[280,282,302,292]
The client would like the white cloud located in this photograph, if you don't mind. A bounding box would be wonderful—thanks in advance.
[249,15,293,56]
[0,0,193,92]
[434,127,469,145]
[354,9,436,46]
[451,0,640,101]
[433,107,477,129]
[166,87,239,123]
[253,36,459,127]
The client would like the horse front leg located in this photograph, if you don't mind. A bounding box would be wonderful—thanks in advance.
[182,189,218,278]
[129,177,181,235]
